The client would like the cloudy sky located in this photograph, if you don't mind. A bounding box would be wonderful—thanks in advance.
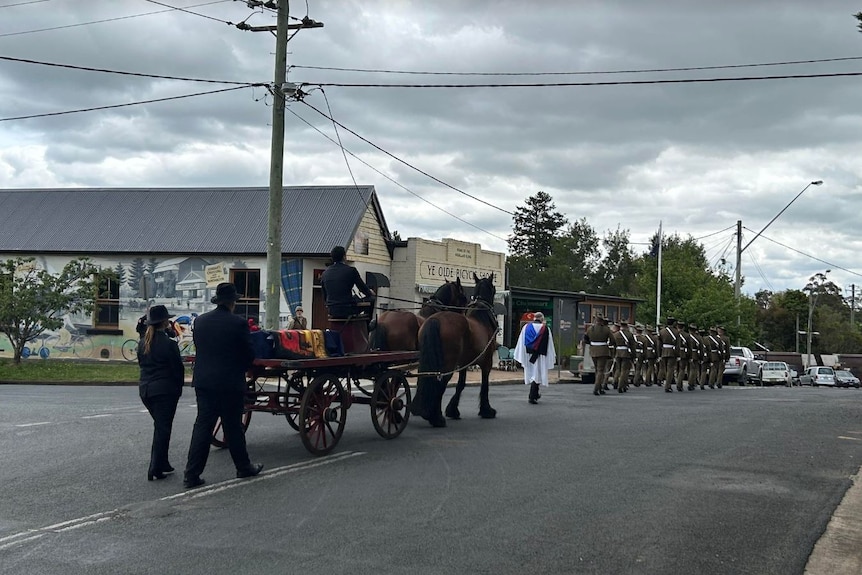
[1,0,861,297]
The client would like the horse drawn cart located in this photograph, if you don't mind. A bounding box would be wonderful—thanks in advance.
[185,348,418,456]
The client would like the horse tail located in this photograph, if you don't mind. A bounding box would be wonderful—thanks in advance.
[418,316,444,376]
[411,316,445,420]
[370,320,388,351]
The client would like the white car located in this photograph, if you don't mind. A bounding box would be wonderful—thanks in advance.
[800,366,837,387]
[756,361,792,387]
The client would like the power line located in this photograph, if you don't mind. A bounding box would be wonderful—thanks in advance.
[0,55,256,85]
[0,0,50,8]
[303,70,862,89]
[319,88,368,210]
[743,227,862,279]
[745,250,774,292]
[142,0,233,24]
[0,0,231,38]
[291,55,862,77]
[694,224,737,241]
[298,98,515,217]
[0,85,256,122]
[284,105,508,242]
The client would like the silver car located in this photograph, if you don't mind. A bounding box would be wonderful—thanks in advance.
[833,369,861,388]
[800,366,837,387]
[756,361,792,387]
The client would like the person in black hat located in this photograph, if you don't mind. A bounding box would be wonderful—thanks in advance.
[320,246,375,319]
[183,282,262,488]
[138,305,185,481]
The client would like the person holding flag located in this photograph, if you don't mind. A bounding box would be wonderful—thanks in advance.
[514,312,557,404]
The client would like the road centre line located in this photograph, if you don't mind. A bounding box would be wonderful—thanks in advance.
[81,414,112,419]
[14,422,52,428]
[838,436,862,441]
[0,451,365,551]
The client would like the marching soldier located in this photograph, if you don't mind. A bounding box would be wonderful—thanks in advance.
[586,314,612,396]
[698,328,710,387]
[706,326,722,388]
[688,323,703,390]
[660,317,679,392]
[612,319,636,393]
[633,323,646,386]
[654,324,665,385]
[676,320,690,391]
[647,326,660,386]
[717,325,731,386]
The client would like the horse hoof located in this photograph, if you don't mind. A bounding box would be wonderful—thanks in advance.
[444,407,461,420]
[429,416,447,428]
[479,407,497,419]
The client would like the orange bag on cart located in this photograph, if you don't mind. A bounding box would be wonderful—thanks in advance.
[296,330,327,358]
[273,330,315,360]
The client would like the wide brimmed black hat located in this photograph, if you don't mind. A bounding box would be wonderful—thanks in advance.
[211,282,242,304]
[146,305,174,325]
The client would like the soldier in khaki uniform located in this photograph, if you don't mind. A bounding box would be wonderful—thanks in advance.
[645,326,659,386]
[612,320,636,393]
[688,323,704,389]
[717,325,731,386]
[706,326,722,388]
[633,323,647,386]
[654,325,665,385]
[586,314,612,396]
[676,320,690,391]
[660,317,679,392]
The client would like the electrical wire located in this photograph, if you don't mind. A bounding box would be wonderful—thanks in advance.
[291,55,862,77]
[0,0,49,7]
[304,70,862,89]
[0,84,257,122]
[143,0,232,24]
[319,87,368,210]
[0,0,231,37]
[0,55,256,85]
[298,98,514,216]
[743,227,862,279]
[284,105,508,242]
[745,250,774,292]
[694,224,736,241]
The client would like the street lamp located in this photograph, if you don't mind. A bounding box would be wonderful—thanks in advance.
[805,270,831,369]
[734,180,823,339]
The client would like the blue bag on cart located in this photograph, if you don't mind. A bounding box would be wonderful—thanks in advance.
[249,330,274,359]
[324,329,344,357]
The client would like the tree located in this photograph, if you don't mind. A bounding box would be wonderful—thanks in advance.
[508,191,567,271]
[855,11,862,32]
[128,257,146,296]
[0,257,100,364]
[113,263,127,292]
[542,218,601,292]
[594,227,636,296]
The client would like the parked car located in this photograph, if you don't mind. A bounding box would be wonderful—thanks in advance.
[755,361,792,386]
[799,366,837,387]
[724,346,761,384]
[833,369,861,388]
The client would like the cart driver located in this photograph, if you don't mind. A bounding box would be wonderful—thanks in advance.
[320,245,375,319]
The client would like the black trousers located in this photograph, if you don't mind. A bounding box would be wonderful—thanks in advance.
[185,388,251,479]
[141,393,180,473]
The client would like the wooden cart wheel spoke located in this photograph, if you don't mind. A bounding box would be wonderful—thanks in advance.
[371,370,410,440]
[210,411,252,449]
[299,374,346,455]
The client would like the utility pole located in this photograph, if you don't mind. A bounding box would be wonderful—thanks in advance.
[239,2,323,330]
[851,284,856,329]
[734,219,742,343]
[264,0,289,331]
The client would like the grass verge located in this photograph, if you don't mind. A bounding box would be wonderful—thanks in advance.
[0,359,142,383]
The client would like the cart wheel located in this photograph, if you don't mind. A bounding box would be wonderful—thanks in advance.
[211,411,253,449]
[299,374,347,455]
[371,370,411,439]
[121,339,138,362]
[282,380,304,431]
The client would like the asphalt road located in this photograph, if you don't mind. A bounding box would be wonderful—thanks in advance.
[1,383,861,575]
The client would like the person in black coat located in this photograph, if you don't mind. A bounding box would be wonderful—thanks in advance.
[320,245,375,319]
[182,282,262,489]
[138,305,185,481]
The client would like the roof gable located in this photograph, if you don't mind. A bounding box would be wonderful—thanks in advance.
[0,186,389,255]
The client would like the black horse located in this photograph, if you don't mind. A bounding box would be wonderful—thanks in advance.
[410,273,498,427]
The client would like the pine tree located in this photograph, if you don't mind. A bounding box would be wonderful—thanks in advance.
[128,257,146,297]
[508,191,567,270]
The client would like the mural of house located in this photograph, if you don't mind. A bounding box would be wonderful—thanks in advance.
[0,186,394,361]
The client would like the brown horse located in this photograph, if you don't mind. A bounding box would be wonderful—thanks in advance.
[409,273,498,427]
[370,278,468,351]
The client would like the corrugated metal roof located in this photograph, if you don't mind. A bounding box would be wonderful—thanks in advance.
[0,186,385,255]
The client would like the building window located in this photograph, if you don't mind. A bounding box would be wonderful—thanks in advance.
[230,269,260,322]
[95,274,121,328]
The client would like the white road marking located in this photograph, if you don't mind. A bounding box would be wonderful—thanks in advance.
[14,422,52,428]
[838,436,862,441]
[0,451,365,551]
[81,414,112,419]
